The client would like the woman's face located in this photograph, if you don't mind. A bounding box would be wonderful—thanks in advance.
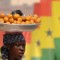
[9,41,25,60]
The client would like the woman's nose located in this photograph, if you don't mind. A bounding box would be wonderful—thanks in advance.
[18,45,25,51]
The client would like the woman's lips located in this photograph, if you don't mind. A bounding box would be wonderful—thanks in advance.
[19,50,24,53]
[19,52,24,54]
[19,51,24,55]
[19,53,24,56]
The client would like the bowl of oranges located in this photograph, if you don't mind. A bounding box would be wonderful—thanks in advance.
[0,13,41,32]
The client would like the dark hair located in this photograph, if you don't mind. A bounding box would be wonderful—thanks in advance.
[11,10,23,16]
[1,33,25,60]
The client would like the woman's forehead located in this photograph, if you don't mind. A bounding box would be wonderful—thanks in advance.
[14,41,26,44]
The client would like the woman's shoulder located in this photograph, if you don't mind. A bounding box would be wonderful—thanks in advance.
[0,47,2,60]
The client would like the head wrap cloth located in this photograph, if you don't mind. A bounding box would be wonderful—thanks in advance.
[3,32,25,45]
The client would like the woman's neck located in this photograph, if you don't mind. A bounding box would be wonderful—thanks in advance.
[8,51,16,60]
[9,54,15,60]
[9,57,21,60]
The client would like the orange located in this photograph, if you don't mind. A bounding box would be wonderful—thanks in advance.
[0,20,4,23]
[36,18,41,23]
[0,18,4,23]
[21,16,26,20]
[21,22,25,24]
[13,14,20,19]
[7,14,13,18]
[17,17,22,21]
[13,20,17,24]
[0,18,4,20]
[0,19,4,23]
[26,16,31,21]
[31,17,37,21]
[0,13,5,18]
[30,20,35,24]
[9,18,14,23]
[4,16,9,22]
[16,21,21,24]
[6,22,10,24]
[33,14,38,18]
[25,21,30,24]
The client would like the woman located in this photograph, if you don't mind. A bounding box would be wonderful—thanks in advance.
[1,10,26,60]
[1,32,26,60]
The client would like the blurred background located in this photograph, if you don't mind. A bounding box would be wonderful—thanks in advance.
[0,0,60,60]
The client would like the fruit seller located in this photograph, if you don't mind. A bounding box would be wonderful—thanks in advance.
[1,10,26,60]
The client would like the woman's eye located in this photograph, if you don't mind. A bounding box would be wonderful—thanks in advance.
[16,44,25,48]
[22,44,25,48]
[16,44,20,47]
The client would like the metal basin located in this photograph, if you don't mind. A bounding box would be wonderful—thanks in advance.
[0,23,40,32]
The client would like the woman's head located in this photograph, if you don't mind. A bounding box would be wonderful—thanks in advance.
[2,33,26,60]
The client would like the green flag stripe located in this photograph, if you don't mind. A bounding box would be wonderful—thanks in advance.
[54,38,60,49]
[42,49,55,60]
[54,38,60,60]
[31,57,41,60]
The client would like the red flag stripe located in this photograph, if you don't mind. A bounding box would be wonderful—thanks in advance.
[22,32,31,44]
[34,0,52,16]
[0,31,5,47]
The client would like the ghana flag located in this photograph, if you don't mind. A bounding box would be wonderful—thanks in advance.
[22,0,60,60]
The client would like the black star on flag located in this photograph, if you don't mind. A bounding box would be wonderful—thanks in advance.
[46,29,52,36]
[37,40,40,46]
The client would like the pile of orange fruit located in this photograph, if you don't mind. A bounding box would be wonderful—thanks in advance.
[0,13,41,24]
